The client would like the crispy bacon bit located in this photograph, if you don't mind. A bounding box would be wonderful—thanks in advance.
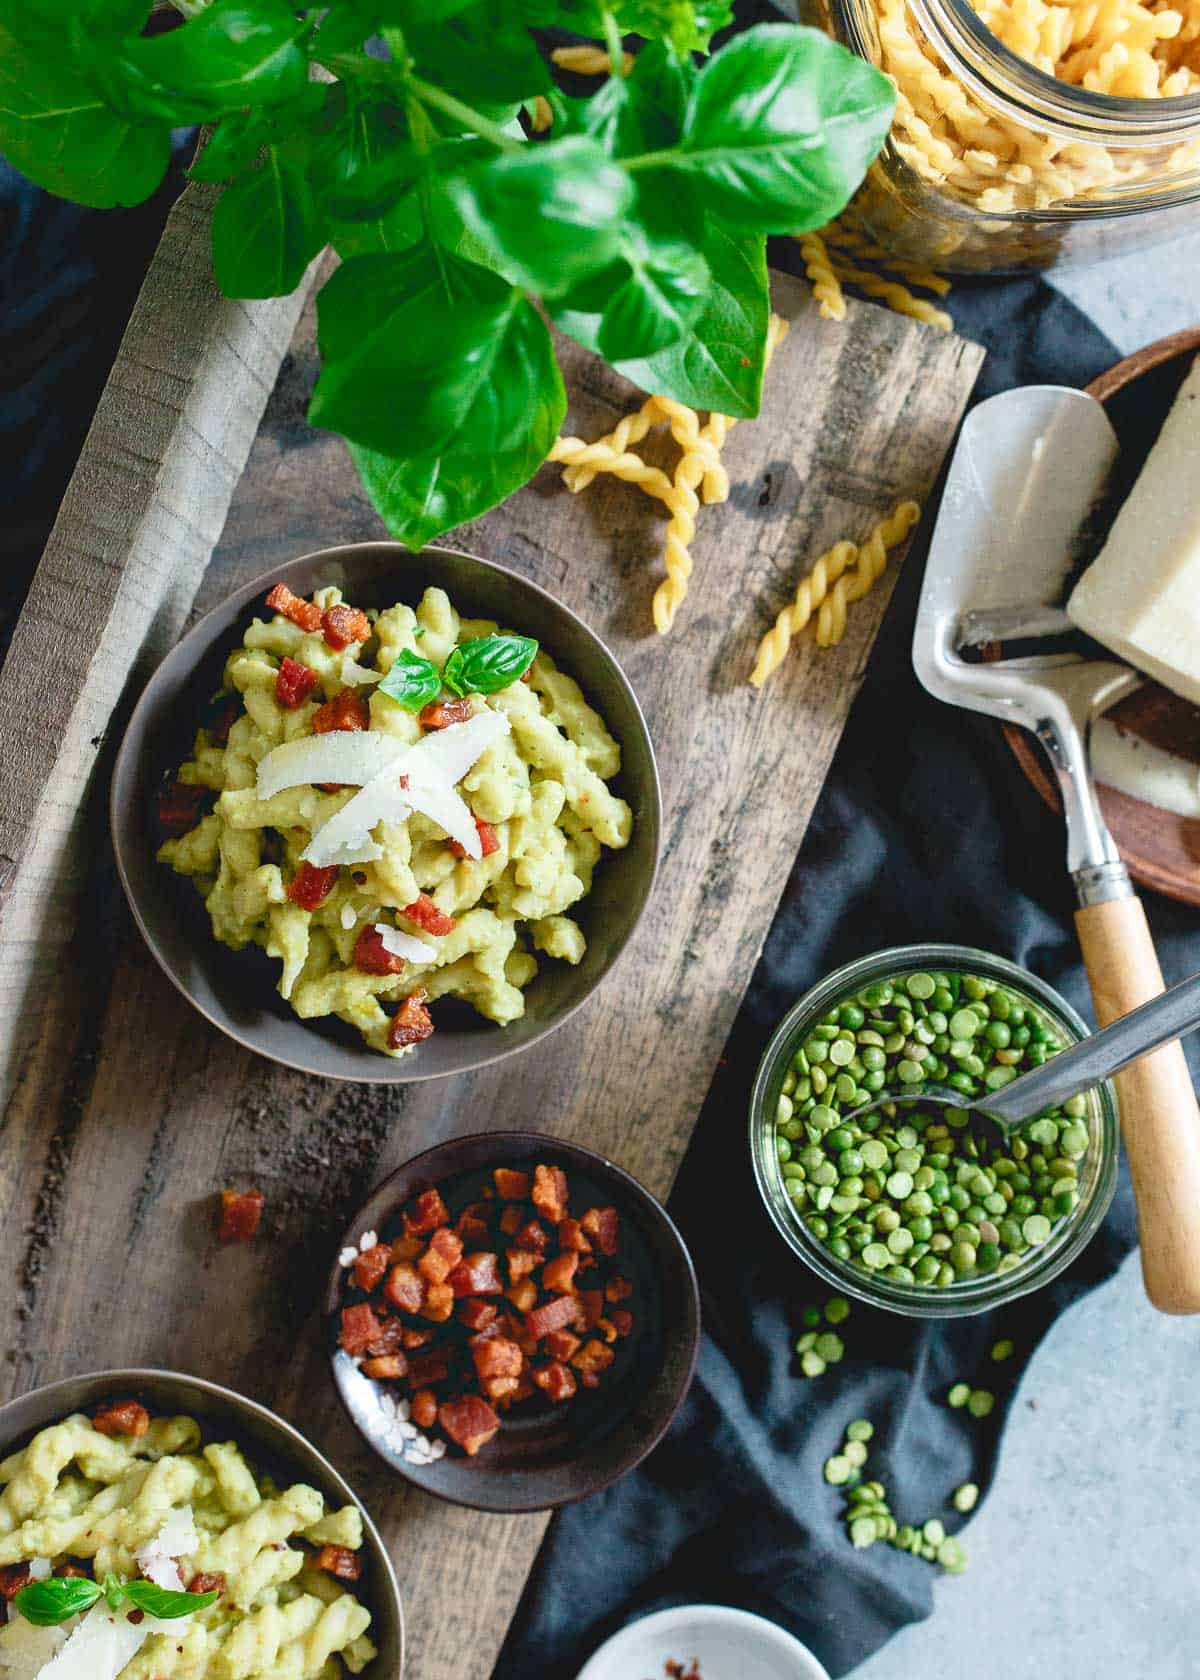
[158,779,209,837]
[542,1328,581,1362]
[571,1338,616,1377]
[507,1248,539,1283]
[411,1389,439,1429]
[506,1278,537,1314]
[557,1218,591,1253]
[0,1565,34,1600]
[447,1252,503,1296]
[275,656,319,710]
[449,817,501,860]
[188,1572,226,1597]
[471,1335,522,1385]
[594,1317,618,1344]
[402,894,457,937]
[384,1263,426,1315]
[314,1545,362,1583]
[581,1206,620,1256]
[419,1227,464,1286]
[419,696,473,730]
[406,1350,451,1389]
[354,925,405,976]
[493,1168,530,1200]
[438,1394,501,1457]
[457,1299,498,1332]
[605,1275,634,1303]
[405,1189,451,1235]
[92,1399,150,1439]
[524,1295,582,1341]
[456,1211,489,1249]
[609,1308,634,1337]
[215,1187,267,1246]
[533,1361,577,1402]
[421,1282,455,1322]
[513,1219,549,1256]
[340,1303,385,1357]
[499,1205,523,1238]
[312,689,370,735]
[391,1234,423,1262]
[542,1253,579,1294]
[389,989,434,1051]
[365,1318,406,1357]
[402,1326,435,1351]
[361,1353,408,1381]
[531,1164,569,1225]
[286,862,340,911]
[579,1289,604,1329]
[353,1242,391,1294]
[322,604,371,651]
[265,582,323,633]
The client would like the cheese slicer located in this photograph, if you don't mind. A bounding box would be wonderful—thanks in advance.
[913,385,1200,1314]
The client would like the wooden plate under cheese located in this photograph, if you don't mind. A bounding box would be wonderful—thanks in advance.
[1005,326,1200,907]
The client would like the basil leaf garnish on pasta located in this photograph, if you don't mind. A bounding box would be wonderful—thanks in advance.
[121,1579,220,1618]
[14,1577,103,1625]
[442,635,537,696]
[378,649,442,712]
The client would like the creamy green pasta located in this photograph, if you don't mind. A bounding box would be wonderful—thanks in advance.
[0,1410,376,1680]
[158,583,634,1057]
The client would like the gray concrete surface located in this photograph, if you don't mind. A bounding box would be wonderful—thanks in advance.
[848,233,1200,1680]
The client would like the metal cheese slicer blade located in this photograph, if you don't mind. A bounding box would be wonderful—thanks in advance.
[912,385,1139,899]
[913,386,1200,1316]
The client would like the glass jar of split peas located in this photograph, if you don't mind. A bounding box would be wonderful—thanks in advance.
[803,0,1200,272]
[749,945,1119,1318]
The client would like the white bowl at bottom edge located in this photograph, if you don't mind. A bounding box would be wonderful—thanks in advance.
[575,1604,832,1680]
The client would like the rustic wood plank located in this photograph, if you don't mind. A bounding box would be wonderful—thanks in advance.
[0,183,321,1105]
[0,268,982,1680]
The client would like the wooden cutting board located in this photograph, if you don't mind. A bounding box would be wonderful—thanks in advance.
[0,217,982,1680]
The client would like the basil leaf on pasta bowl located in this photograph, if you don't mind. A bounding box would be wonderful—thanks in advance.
[120,1580,220,1618]
[14,1577,103,1626]
[378,649,442,712]
[442,634,538,696]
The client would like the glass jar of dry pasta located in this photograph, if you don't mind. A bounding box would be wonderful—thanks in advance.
[803,0,1200,272]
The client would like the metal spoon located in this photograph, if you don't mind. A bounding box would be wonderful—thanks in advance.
[861,971,1200,1146]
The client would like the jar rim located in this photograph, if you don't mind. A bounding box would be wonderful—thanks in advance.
[908,0,1200,146]
[748,944,1121,1319]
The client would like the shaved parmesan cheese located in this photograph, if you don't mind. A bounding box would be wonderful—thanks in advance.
[340,903,358,930]
[135,1505,198,1590]
[374,924,437,963]
[403,777,480,858]
[26,1560,50,1583]
[256,732,404,800]
[29,1604,179,1680]
[0,1615,69,1680]
[405,709,509,786]
[302,762,412,869]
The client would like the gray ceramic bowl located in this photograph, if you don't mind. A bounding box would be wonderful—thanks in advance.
[325,1132,701,1513]
[0,1368,403,1677]
[111,543,661,1082]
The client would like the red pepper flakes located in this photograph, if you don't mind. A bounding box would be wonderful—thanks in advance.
[275,657,319,710]
[217,1189,265,1243]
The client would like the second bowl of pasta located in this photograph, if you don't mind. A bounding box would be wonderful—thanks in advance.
[111,543,661,1082]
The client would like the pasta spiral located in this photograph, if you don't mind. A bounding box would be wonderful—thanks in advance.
[550,44,635,74]
[815,501,922,647]
[798,230,847,321]
[750,541,859,687]
[546,434,675,504]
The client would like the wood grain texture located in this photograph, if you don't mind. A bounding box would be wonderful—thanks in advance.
[0,182,320,1100]
[0,269,982,1680]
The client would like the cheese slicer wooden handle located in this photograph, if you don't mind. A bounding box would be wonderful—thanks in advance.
[1076,895,1200,1315]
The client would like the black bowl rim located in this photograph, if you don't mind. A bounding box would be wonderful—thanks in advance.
[323,1131,701,1514]
[109,540,663,1085]
[0,1365,404,1677]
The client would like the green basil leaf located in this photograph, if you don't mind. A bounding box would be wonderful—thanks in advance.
[14,1577,103,1626]
[442,635,537,696]
[401,2,551,102]
[614,220,767,417]
[211,149,325,298]
[98,0,310,126]
[0,20,170,210]
[445,136,633,298]
[121,1580,220,1619]
[377,649,443,711]
[310,246,529,458]
[330,191,424,259]
[619,0,733,51]
[662,23,895,234]
[189,84,330,184]
[624,37,698,148]
[348,306,565,549]
[309,92,419,221]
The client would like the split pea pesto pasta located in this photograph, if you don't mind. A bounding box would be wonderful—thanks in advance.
[156,581,634,1058]
[0,1399,376,1680]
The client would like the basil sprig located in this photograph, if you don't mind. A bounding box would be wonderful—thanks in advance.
[0,6,895,549]
[442,635,537,697]
[14,1572,219,1627]
[377,648,442,713]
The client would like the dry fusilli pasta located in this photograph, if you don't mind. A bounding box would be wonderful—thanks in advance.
[815,501,922,647]
[798,230,848,321]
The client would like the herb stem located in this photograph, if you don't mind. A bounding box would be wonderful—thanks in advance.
[601,8,628,77]
[407,77,520,152]
[381,24,409,70]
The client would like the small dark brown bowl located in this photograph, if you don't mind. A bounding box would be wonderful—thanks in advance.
[110,542,661,1083]
[0,1368,404,1677]
[324,1132,701,1513]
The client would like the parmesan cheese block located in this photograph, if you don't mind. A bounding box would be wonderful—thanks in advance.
[1067,356,1200,705]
